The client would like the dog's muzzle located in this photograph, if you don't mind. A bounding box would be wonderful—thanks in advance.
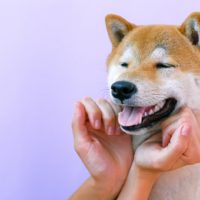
[111,81,137,102]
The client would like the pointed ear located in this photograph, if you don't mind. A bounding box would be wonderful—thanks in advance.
[180,12,200,46]
[105,14,135,47]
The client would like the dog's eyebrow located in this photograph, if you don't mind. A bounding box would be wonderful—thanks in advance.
[119,46,134,62]
[119,45,139,66]
[150,47,167,61]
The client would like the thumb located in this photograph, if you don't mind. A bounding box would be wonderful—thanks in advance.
[161,123,191,163]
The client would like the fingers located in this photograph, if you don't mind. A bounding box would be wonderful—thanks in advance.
[81,97,121,135]
[107,100,122,115]
[136,107,195,172]
[161,107,192,131]
[159,123,191,169]
[96,99,119,135]
[162,123,177,147]
[161,107,194,147]
[71,101,92,152]
[81,97,102,130]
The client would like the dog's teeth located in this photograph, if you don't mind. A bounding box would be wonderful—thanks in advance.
[154,105,160,112]
[139,115,143,124]
[149,109,154,115]
[142,100,166,118]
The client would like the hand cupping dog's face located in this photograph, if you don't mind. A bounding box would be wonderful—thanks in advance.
[134,107,200,173]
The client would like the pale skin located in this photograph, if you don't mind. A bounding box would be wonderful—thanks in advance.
[70,97,133,200]
[70,97,200,200]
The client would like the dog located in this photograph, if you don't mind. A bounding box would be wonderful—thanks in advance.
[105,12,200,200]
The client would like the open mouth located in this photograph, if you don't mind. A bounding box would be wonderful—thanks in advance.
[118,98,177,132]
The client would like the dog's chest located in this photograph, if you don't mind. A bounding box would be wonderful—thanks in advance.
[132,132,200,200]
[149,164,200,200]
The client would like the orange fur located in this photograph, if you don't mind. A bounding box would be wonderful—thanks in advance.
[106,13,200,78]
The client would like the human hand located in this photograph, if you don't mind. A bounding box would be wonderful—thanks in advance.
[134,107,200,179]
[117,107,200,200]
[72,97,133,198]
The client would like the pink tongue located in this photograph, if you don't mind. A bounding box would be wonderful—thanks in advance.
[118,106,146,126]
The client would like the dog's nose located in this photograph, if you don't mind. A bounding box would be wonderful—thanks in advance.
[111,81,137,101]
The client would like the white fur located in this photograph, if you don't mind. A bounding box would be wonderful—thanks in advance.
[107,64,127,89]
[119,46,134,63]
[150,47,166,61]
[108,45,200,200]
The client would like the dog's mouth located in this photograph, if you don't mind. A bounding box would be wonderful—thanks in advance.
[118,98,177,132]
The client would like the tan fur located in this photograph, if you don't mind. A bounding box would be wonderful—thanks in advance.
[105,12,200,200]
[108,26,200,72]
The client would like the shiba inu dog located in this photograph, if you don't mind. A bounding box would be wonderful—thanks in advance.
[105,12,200,200]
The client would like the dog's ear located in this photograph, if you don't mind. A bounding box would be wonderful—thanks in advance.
[105,14,135,47]
[180,12,200,46]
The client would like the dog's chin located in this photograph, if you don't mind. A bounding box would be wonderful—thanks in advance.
[120,126,149,135]
[118,98,177,135]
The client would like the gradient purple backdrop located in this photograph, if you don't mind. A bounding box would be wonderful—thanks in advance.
[0,0,199,199]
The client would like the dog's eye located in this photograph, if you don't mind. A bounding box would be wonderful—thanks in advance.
[156,63,176,69]
[121,62,129,68]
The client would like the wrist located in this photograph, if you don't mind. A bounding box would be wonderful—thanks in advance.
[126,163,160,199]
[132,163,161,183]
[117,163,160,200]
[89,177,120,200]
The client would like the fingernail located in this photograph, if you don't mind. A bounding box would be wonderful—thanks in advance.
[180,125,190,136]
[107,126,115,135]
[94,120,101,129]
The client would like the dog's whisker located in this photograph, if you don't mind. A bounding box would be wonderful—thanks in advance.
[100,88,110,99]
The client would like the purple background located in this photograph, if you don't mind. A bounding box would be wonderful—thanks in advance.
[0,0,199,199]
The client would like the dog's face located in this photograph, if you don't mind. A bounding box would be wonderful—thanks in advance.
[105,13,200,135]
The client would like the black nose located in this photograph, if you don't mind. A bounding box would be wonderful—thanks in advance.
[111,81,137,102]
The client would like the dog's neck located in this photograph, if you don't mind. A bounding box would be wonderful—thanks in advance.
[132,125,161,150]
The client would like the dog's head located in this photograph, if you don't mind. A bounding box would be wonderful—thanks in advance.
[105,12,200,135]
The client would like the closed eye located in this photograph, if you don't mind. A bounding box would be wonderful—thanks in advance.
[156,63,176,69]
[121,62,129,68]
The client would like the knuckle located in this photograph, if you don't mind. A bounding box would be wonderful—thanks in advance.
[175,143,184,153]
[97,98,106,104]
[181,108,193,119]
[104,110,116,123]
[91,109,101,119]
[82,96,92,102]
[105,116,115,126]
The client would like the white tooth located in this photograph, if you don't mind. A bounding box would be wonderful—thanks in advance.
[154,105,160,112]
[149,109,154,115]
[144,112,148,117]
[140,115,143,124]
